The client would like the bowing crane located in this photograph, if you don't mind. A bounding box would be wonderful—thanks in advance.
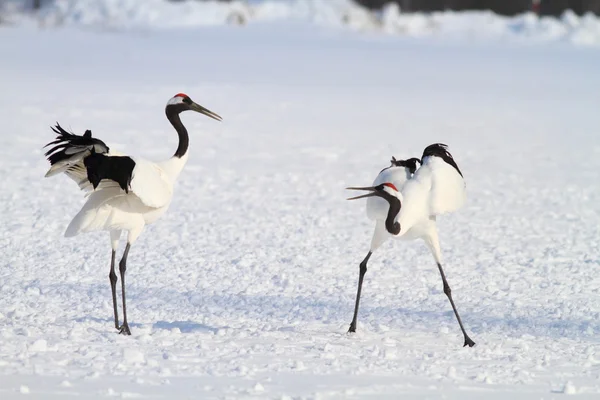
[346,144,476,347]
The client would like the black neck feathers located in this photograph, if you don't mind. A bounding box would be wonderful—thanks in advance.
[381,191,401,235]
[166,104,189,158]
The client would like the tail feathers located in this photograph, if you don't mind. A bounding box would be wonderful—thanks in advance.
[81,180,121,196]
[62,164,118,193]
[44,123,109,177]
[64,187,124,237]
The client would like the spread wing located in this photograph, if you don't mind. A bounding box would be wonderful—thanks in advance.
[44,123,172,209]
[44,123,110,180]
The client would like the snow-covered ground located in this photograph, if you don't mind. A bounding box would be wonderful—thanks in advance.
[1,20,600,399]
[3,0,600,46]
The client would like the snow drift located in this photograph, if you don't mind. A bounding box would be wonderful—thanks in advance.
[2,0,600,46]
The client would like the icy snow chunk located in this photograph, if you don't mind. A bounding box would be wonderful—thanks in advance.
[86,371,100,380]
[236,365,250,376]
[447,366,457,379]
[562,381,577,394]
[123,348,145,364]
[29,339,47,352]
[138,334,153,343]
[19,385,30,394]
[26,286,40,296]
[253,382,265,392]
[146,359,159,367]
[292,360,306,370]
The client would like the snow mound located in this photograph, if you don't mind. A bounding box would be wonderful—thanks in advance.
[4,1,600,45]
[380,4,600,46]
[32,0,372,30]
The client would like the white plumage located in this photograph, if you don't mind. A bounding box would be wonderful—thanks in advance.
[420,155,466,217]
[56,138,186,243]
[128,157,175,208]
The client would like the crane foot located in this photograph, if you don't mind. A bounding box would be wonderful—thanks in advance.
[118,323,131,336]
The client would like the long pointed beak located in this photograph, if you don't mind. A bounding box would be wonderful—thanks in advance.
[346,186,378,200]
[190,102,222,122]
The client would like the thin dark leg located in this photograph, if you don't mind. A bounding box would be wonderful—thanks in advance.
[109,250,119,330]
[118,243,132,335]
[436,263,475,347]
[348,251,372,333]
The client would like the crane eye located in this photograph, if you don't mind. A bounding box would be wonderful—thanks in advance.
[182,97,192,105]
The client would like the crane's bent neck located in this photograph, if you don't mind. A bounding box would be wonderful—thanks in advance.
[166,107,189,158]
[161,105,191,182]
[382,193,401,236]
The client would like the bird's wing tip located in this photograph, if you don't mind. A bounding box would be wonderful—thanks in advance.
[44,166,60,178]
[63,228,79,238]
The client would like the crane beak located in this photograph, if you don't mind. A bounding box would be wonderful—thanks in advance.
[190,102,223,122]
[346,186,378,200]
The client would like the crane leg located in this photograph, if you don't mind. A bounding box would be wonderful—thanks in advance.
[109,250,119,330]
[348,251,372,333]
[118,243,132,335]
[436,262,475,347]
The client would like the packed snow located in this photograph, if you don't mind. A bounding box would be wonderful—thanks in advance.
[3,0,600,46]
[1,16,600,400]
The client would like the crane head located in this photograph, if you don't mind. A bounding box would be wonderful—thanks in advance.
[167,93,222,121]
[346,182,399,201]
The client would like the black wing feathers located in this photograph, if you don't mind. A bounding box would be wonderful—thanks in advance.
[84,150,135,192]
[379,156,420,174]
[391,156,421,174]
[421,143,463,177]
[44,123,110,165]
[44,123,135,193]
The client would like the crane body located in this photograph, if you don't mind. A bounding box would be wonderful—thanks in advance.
[43,93,222,335]
[346,144,475,347]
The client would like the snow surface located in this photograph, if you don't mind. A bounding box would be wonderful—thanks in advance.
[3,0,600,46]
[1,20,600,399]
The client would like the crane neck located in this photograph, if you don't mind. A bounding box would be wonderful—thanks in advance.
[166,106,189,158]
[382,193,401,235]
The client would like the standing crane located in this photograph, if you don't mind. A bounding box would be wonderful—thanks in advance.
[43,93,222,335]
[346,144,476,347]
